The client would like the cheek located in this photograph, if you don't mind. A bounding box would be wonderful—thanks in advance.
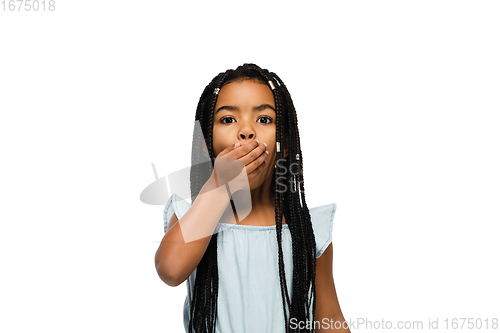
[212,136,221,156]
[264,138,277,164]
[264,131,276,151]
[212,127,228,156]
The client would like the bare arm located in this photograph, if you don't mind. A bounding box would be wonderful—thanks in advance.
[314,243,351,332]
[154,181,232,286]
[154,139,268,286]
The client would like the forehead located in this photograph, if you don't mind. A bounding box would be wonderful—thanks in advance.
[216,79,275,107]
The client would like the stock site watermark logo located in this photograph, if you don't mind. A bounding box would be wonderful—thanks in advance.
[1,0,56,11]
[276,157,302,193]
[290,317,500,331]
[140,120,252,243]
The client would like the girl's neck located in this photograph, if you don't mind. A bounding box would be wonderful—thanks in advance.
[233,170,282,226]
[249,172,275,207]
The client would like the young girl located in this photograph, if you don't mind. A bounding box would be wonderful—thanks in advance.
[155,64,350,333]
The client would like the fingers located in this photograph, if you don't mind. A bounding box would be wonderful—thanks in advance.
[227,140,267,166]
[220,139,255,159]
[215,139,269,181]
[217,142,241,158]
[247,158,267,183]
[245,145,268,176]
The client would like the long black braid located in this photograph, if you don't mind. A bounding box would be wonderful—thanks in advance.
[188,63,317,333]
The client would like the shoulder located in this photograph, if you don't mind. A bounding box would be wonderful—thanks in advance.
[163,193,191,233]
[308,203,337,258]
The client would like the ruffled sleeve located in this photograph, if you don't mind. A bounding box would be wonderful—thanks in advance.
[163,193,191,233]
[309,203,337,258]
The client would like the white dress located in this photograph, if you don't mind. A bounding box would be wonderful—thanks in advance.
[163,193,337,333]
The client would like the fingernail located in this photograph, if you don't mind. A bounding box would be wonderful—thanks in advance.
[263,142,267,148]
[265,150,269,155]
[255,139,260,144]
[233,142,241,148]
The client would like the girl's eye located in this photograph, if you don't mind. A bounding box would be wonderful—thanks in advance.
[258,116,273,124]
[220,117,235,124]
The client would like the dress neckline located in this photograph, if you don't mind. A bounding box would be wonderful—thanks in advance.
[218,222,289,230]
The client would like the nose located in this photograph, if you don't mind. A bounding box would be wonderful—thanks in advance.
[237,116,256,141]
[239,131,255,140]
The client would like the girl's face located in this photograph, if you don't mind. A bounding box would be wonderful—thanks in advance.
[213,79,277,188]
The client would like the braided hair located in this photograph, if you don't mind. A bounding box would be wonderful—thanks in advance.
[188,63,317,333]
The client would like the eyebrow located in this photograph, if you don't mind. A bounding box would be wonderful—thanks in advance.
[215,103,276,114]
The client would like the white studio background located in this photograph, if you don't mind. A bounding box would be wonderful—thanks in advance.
[1,1,499,332]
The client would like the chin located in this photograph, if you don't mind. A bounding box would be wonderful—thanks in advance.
[248,171,272,191]
[248,180,261,191]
